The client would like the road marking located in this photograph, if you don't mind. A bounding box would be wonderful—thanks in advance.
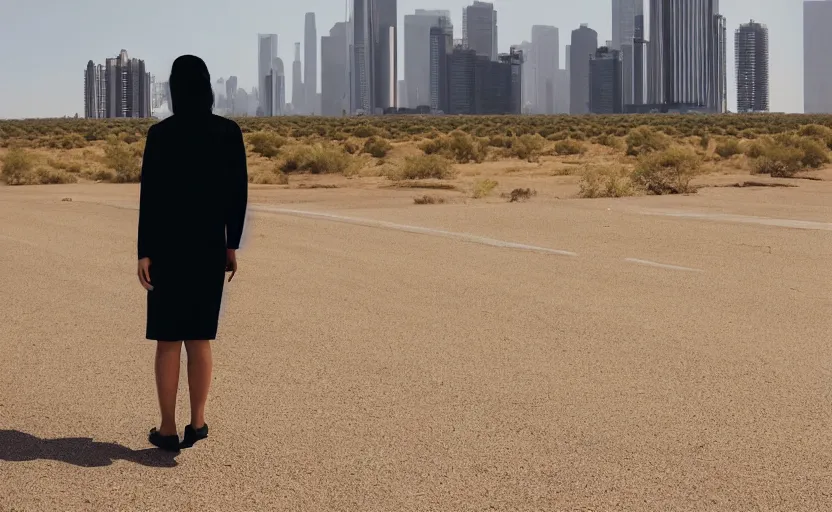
[252,206,579,257]
[624,258,704,273]
[643,209,832,232]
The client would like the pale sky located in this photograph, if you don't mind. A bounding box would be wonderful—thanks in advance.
[0,0,807,118]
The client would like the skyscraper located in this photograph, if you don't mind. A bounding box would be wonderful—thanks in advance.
[463,1,497,60]
[292,42,304,112]
[804,1,832,113]
[88,50,150,118]
[374,0,397,111]
[304,13,318,114]
[633,14,646,105]
[590,47,624,114]
[352,0,372,113]
[226,76,238,113]
[735,20,769,113]
[612,0,643,106]
[271,58,286,116]
[258,34,279,114]
[322,22,350,116]
[531,25,559,114]
[84,61,100,119]
[647,0,726,112]
[570,24,598,114]
[404,10,452,108]
[429,23,453,112]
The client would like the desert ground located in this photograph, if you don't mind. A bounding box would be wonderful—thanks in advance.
[1,167,832,510]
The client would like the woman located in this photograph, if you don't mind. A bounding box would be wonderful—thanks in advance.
[137,55,248,452]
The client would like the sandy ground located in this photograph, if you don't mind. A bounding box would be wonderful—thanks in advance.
[1,179,832,511]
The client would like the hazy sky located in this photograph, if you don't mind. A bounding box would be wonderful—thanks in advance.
[0,0,806,118]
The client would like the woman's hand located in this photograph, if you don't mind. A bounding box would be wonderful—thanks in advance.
[226,249,238,282]
[138,257,153,291]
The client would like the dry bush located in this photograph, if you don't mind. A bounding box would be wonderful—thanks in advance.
[507,188,537,202]
[797,124,832,149]
[32,168,77,184]
[633,146,702,195]
[104,136,141,182]
[579,166,635,198]
[592,133,623,150]
[83,169,116,182]
[362,136,392,158]
[397,155,455,180]
[715,138,742,158]
[2,148,36,184]
[472,179,498,199]
[626,126,672,156]
[391,180,457,190]
[279,144,355,174]
[511,134,546,161]
[352,124,379,138]
[699,133,711,150]
[48,133,88,150]
[413,195,446,205]
[419,131,487,163]
[554,139,586,156]
[48,158,83,173]
[246,131,288,158]
[748,133,829,177]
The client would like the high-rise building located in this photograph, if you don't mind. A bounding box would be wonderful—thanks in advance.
[804,1,832,113]
[266,58,286,116]
[322,22,350,116]
[463,1,497,60]
[429,24,453,112]
[292,42,304,112]
[226,76,238,113]
[404,10,452,108]
[447,47,477,114]
[590,47,623,113]
[258,34,279,113]
[570,24,598,114]
[87,50,150,118]
[514,41,534,113]
[352,0,397,114]
[633,14,646,105]
[735,20,769,113]
[647,0,726,112]
[531,25,559,114]
[304,13,318,114]
[612,0,643,106]
[555,69,570,113]
[446,46,522,115]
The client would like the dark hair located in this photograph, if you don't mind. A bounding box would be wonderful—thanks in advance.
[169,55,214,115]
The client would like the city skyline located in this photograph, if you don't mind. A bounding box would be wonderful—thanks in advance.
[0,0,809,118]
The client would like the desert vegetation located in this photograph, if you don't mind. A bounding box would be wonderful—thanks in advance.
[1,115,830,198]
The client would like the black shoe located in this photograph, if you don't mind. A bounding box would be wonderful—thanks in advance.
[148,428,181,452]
[181,423,209,449]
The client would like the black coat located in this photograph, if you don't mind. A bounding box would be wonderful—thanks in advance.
[137,114,248,341]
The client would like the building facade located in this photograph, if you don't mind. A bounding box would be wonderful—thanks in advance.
[531,25,559,114]
[258,34,278,113]
[570,24,598,114]
[404,10,452,108]
[804,1,832,113]
[85,50,150,119]
[352,0,397,114]
[463,1,497,60]
[647,0,726,112]
[589,47,624,114]
[735,20,769,113]
[612,0,643,106]
[429,24,453,112]
[322,22,350,116]
[304,13,318,114]
[292,42,304,112]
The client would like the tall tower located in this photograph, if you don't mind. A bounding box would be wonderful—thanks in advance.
[404,10,452,109]
[647,0,725,112]
[352,0,373,112]
[322,22,350,116]
[590,47,624,113]
[374,0,397,111]
[292,42,304,112]
[612,0,643,106]
[735,20,769,113]
[569,24,598,114]
[258,34,278,113]
[84,61,100,119]
[804,1,832,113]
[463,1,497,60]
[531,25,559,114]
[304,13,318,114]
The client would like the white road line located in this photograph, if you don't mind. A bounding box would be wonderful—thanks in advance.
[643,210,832,232]
[624,258,704,273]
[252,205,579,257]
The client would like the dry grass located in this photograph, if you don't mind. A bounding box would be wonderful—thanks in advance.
[395,155,456,180]
[471,179,498,199]
[413,195,446,205]
[579,166,635,198]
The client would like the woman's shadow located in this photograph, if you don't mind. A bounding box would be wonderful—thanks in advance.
[0,430,177,468]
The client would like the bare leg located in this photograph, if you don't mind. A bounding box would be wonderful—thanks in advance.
[184,340,212,428]
[155,341,182,436]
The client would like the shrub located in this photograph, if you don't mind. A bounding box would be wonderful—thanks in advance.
[2,148,36,184]
[797,124,832,149]
[593,133,623,149]
[508,188,537,202]
[554,139,586,156]
[352,124,378,138]
[33,168,77,184]
[246,131,288,158]
[748,134,829,177]
[511,134,546,161]
[413,195,446,205]
[632,147,702,195]
[104,136,141,183]
[397,155,455,180]
[579,167,635,198]
[280,144,354,174]
[699,133,711,150]
[362,136,392,158]
[447,130,487,163]
[472,179,498,199]
[715,138,742,158]
[626,126,672,156]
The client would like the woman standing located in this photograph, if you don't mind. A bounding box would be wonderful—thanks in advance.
[137,55,248,452]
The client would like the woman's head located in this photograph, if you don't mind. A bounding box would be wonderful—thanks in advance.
[169,55,214,115]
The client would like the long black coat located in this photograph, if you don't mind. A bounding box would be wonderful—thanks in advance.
[137,114,248,341]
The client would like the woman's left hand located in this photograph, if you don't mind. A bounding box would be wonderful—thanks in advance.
[226,249,238,282]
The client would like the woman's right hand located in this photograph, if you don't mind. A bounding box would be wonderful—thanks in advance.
[138,257,153,291]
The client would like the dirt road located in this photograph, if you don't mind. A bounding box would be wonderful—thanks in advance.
[1,182,831,511]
